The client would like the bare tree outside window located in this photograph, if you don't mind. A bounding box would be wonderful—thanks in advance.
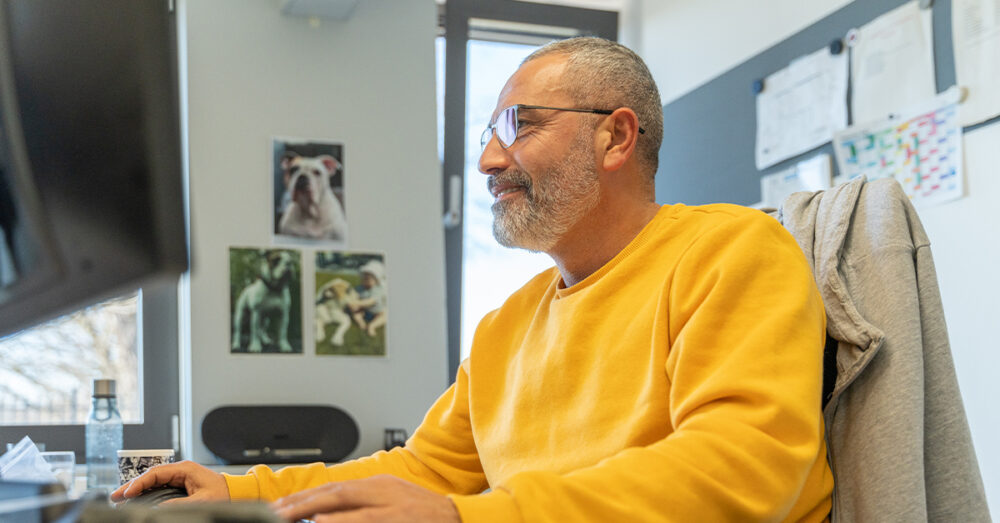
[0,293,140,425]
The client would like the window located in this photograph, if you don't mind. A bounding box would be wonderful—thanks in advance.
[439,0,617,379]
[0,293,140,426]
[459,40,551,360]
[0,282,180,459]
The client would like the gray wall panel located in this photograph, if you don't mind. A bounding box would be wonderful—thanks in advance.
[655,0,976,206]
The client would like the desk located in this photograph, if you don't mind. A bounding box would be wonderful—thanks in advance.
[1,476,281,522]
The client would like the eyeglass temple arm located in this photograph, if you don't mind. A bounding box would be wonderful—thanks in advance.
[515,105,647,134]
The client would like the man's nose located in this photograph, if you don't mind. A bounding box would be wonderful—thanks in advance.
[478,132,510,175]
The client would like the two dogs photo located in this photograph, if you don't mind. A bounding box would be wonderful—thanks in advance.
[230,248,387,356]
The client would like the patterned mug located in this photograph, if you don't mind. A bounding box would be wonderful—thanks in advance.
[117,449,175,485]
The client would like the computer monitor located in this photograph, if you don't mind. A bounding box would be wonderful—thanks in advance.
[0,0,187,338]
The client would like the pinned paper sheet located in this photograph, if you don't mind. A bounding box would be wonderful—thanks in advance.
[833,87,963,208]
[953,0,1000,125]
[760,154,833,208]
[850,1,937,125]
[755,47,848,170]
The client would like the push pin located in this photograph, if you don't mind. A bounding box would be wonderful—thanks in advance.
[829,38,844,55]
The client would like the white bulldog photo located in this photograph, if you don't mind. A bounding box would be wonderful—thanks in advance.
[230,248,301,354]
[278,153,347,241]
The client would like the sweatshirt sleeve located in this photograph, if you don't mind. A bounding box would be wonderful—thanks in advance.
[226,360,488,502]
[449,213,830,522]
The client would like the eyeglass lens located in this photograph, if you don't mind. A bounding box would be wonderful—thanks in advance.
[497,106,517,147]
[482,106,519,149]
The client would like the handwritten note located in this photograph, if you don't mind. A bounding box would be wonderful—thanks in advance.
[755,47,848,170]
[850,1,937,124]
[953,0,1000,125]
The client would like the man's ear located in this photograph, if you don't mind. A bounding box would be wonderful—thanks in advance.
[599,107,641,172]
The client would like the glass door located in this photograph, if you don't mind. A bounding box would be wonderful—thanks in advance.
[459,40,550,360]
[439,0,617,379]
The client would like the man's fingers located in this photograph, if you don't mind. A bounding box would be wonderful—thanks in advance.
[275,493,366,522]
[273,484,363,519]
[272,476,398,521]
[269,481,335,509]
[111,462,193,501]
[109,483,129,502]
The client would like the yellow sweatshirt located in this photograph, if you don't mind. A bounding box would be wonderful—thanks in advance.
[225,204,834,521]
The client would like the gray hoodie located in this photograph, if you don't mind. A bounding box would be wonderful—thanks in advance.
[775,177,989,521]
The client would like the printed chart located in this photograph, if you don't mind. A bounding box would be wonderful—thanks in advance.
[833,93,963,208]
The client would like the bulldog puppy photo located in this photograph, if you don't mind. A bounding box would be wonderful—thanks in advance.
[272,139,347,243]
[315,277,359,347]
[314,251,387,357]
[230,247,302,354]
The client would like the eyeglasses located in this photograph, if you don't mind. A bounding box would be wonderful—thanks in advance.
[480,104,646,150]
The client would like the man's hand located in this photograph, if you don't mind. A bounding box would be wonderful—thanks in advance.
[110,460,230,505]
[270,474,460,523]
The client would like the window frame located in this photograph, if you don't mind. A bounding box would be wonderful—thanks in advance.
[440,0,618,382]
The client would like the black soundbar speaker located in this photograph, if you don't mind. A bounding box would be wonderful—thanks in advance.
[202,405,359,464]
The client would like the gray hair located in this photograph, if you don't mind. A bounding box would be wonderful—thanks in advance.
[523,37,663,179]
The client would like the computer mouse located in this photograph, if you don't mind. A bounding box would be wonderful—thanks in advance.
[121,485,188,505]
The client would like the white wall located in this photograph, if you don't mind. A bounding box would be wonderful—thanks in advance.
[634,0,852,103]
[920,123,1000,513]
[181,0,447,463]
[629,0,997,516]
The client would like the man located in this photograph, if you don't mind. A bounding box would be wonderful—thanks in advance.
[114,38,833,522]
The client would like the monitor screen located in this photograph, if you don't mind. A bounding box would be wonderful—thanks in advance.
[0,0,187,337]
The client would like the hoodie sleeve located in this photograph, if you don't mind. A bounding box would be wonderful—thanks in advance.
[225,360,488,502]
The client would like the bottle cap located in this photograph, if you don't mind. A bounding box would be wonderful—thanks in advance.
[93,379,116,398]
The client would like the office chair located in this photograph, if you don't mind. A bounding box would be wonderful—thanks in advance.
[772,177,988,521]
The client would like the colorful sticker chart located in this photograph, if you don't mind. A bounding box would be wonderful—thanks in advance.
[833,91,964,208]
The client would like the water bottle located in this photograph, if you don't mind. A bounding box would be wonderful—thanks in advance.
[85,378,123,491]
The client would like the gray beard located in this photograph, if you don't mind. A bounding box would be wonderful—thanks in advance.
[490,134,600,252]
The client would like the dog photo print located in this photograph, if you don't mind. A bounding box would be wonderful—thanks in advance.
[315,251,387,356]
[230,247,303,354]
[273,138,347,244]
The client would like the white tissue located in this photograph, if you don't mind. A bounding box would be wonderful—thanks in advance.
[0,436,58,483]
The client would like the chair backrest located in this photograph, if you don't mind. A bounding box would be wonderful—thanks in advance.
[820,334,837,409]
[771,177,988,521]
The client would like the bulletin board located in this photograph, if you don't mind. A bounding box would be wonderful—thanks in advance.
[653,0,986,206]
